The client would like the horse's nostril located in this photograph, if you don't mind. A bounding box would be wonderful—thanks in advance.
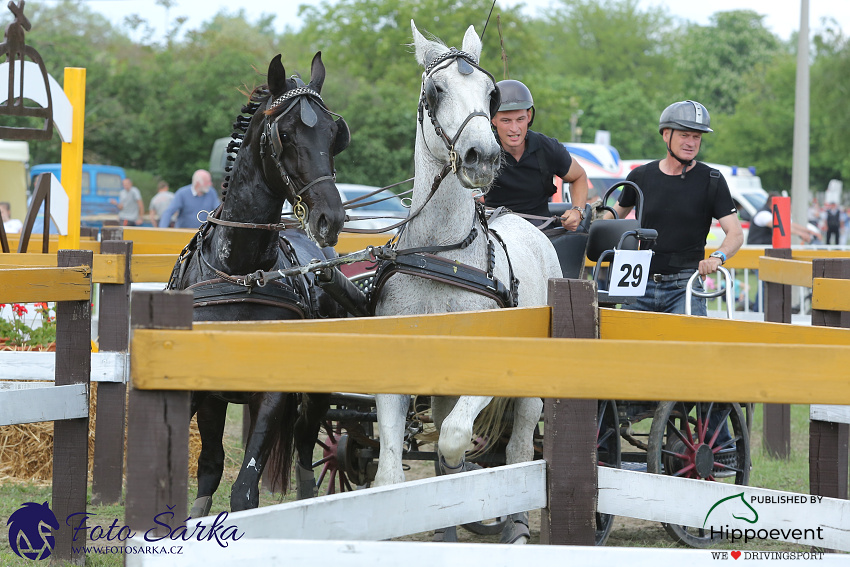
[464,148,480,167]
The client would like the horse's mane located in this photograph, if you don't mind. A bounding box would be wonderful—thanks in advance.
[220,85,271,200]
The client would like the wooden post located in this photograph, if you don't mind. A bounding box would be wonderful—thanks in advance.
[51,250,92,565]
[541,278,598,545]
[125,291,192,537]
[809,258,850,500]
[762,248,791,459]
[92,239,132,505]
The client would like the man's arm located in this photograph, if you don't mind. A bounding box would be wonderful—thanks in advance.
[159,194,180,228]
[559,159,588,230]
[699,212,743,276]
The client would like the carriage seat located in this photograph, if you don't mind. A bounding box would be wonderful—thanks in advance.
[585,217,641,263]
[543,203,592,279]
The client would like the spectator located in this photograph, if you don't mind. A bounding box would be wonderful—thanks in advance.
[148,180,175,227]
[0,201,22,233]
[819,202,844,245]
[158,169,220,229]
[110,178,145,226]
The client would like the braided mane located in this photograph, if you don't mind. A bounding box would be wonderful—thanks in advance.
[220,85,270,200]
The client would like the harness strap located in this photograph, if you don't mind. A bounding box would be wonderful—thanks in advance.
[186,278,308,317]
[368,252,514,313]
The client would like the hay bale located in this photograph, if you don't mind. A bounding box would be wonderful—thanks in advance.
[0,382,202,483]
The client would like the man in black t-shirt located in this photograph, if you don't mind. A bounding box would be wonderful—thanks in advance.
[611,100,743,315]
[485,80,588,229]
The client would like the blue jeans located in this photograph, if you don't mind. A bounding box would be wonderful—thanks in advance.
[624,270,732,446]
[621,270,707,315]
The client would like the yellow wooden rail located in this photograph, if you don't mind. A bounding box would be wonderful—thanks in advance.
[117,227,391,256]
[131,254,177,283]
[130,330,850,404]
[196,306,552,337]
[0,253,124,284]
[599,308,850,344]
[812,278,850,312]
[2,237,99,253]
[0,266,91,302]
[757,256,812,287]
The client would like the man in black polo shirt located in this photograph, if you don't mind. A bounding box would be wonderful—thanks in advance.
[611,100,743,315]
[485,80,588,229]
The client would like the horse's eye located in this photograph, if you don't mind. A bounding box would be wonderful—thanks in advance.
[279,131,290,144]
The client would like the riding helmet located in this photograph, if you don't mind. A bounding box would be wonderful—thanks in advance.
[658,100,713,134]
[495,79,535,125]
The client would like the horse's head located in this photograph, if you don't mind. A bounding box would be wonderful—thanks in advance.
[412,21,501,190]
[260,53,347,247]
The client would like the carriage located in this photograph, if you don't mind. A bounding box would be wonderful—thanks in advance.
[305,180,753,548]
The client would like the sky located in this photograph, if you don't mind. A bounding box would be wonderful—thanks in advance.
[69,0,850,44]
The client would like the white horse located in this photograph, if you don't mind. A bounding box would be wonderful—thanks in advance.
[371,21,563,544]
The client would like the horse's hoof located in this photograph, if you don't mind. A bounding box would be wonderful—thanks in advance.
[190,496,212,519]
[295,462,318,499]
[499,512,530,544]
[433,526,458,542]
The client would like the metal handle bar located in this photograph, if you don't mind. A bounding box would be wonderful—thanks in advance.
[685,266,734,318]
[601,181,646,226]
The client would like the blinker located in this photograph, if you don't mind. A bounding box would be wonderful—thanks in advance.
[300,98,318,127]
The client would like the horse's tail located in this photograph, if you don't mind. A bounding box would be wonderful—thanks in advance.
[258,393,299,494]
[470,397,514,458]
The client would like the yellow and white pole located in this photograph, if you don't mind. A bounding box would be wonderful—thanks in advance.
[58,67,85,250]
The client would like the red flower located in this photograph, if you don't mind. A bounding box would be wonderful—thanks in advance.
[35,302,48,310]
[11,304,27,316]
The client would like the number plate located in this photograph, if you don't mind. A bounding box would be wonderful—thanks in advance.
[609,249,652,296]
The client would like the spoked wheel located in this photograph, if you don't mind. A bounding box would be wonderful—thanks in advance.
[595,399,621,546]
[647,401,750,548]
[314,419,371,495]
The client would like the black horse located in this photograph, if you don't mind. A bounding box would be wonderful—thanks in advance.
[167,52,349,517]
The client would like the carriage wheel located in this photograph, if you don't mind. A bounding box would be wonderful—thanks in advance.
[314,420,369,496]
[646,401,750,548]
[595,399,620,546]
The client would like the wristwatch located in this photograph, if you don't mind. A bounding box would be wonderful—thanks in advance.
[709,251,726,264]
[570,206,585,221]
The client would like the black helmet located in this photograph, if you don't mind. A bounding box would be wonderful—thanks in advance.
[658,100,713,134]
[494,79,535,125]
[496,80,533,111]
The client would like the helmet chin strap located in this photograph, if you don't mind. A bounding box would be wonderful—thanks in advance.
[666,134,693,179]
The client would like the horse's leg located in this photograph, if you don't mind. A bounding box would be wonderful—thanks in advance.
[438,395,492,470]
[191,395,228,518]
[373,394,409,486]
[230,392,291,512]
[499,396,542,544]
[292,393,330,499]
[430,395,460,543]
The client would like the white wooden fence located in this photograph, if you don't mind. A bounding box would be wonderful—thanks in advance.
[0,351,127,426]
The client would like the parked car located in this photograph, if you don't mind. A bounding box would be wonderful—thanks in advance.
[29,163,127,229]
[282,183,408,233]
[337,183,408,232]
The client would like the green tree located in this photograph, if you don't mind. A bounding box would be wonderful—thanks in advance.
[672,10,785,116]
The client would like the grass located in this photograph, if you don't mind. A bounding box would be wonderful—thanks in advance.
[1,403,846,563]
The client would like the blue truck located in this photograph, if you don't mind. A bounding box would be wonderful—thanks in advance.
[29,163,127,229]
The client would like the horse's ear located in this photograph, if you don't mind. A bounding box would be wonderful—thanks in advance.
[461,25,481,63]
[411,19,443,69]
[268,54,288,98]
[308,51,326,94]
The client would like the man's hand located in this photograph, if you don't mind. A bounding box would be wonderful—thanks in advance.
[698,256,723,277]
[560,208,581,231]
